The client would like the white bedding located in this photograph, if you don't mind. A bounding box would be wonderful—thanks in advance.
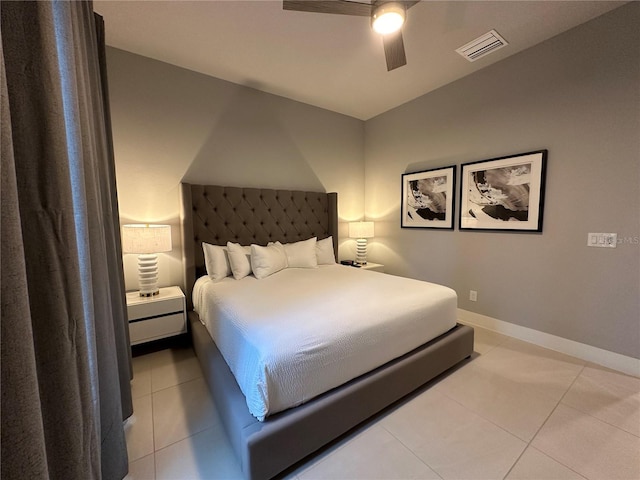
[193,265,457,421]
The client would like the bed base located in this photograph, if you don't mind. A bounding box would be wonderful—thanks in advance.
[190,311,474,480]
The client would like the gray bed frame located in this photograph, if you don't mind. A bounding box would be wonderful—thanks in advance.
[180,183,474,480]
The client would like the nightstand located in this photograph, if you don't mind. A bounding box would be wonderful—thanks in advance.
[126,286,187,345]
[360,262,385,273]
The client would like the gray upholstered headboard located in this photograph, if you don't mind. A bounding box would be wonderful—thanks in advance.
[180,183,338,309]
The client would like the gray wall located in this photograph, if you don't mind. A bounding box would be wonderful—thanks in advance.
[107,48,365,290]
[364,3,639,358]
[107,4,638,359]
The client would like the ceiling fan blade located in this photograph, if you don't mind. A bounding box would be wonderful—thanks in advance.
[283,1,371,16]
[382,31,407,71]
[403,1,420,10]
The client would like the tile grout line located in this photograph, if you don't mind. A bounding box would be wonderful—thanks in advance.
[150,377,224,457]
[557,371,640,438]
[127,358,156,477]
[381,382,532,480]
[433,344,541,446]
[510,446,588,480]
[150,371,204,395]
[435,332,589,480]
[378,422,446,480]
[502,362,589,480]
[429,336,532,478]
[433,387,530,443]
[532,397,640,480]
[378,423,445,480]
[309,330,594,479]
[151,423,222,456]
[130,350,205,478]
[150,365,157,480]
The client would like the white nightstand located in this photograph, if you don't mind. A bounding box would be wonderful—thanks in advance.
[126,286,187,345]
[360,262,385,273]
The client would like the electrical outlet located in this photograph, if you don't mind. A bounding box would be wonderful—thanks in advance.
[469,290,478,302]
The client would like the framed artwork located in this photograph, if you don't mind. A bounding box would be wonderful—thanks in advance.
[459,150,547,232]
[401,166,456,229]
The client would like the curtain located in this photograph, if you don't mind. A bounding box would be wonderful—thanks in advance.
[1,1,132,479]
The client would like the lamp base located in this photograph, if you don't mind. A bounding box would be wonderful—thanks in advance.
[355,238,368,265]
[138,253,159,297]
[139,291,160,297]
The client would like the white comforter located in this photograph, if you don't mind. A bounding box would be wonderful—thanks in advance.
[193,265,457,421]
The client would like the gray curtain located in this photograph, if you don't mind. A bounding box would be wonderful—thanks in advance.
[1,1,132,479]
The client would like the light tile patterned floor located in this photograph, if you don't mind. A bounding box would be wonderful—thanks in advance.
[124,326,640,480]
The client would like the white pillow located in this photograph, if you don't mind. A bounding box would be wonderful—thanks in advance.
[283,237,318,268]
[251,242,288,279]
[316,236,336,265]
[202,242,231,281]
[226,242,252,280]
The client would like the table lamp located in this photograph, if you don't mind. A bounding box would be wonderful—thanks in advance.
[122,224,172,296]
[349,221,375,265]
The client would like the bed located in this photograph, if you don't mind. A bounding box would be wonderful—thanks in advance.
[180,183,474,480]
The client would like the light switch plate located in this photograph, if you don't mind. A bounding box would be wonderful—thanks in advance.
[587,233,617,248]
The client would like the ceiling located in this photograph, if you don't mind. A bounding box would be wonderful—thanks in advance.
[94,1,625,120]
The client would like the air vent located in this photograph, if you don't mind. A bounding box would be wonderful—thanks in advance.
[456,30,508,62]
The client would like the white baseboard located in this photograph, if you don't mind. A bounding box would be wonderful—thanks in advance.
[458,308,640,378]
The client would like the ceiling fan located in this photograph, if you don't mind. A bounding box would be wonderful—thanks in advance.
[283,0,419,71]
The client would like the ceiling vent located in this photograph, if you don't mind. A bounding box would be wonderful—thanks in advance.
[456,30,508,62]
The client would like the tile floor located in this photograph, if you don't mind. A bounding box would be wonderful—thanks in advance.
[124,325,640,480]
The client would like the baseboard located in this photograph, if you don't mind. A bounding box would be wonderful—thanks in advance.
[458,309,640,377]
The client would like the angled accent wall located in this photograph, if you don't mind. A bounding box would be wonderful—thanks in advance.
[106,48,365,290]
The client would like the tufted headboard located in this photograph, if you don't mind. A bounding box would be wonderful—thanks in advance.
[180,183,338,309]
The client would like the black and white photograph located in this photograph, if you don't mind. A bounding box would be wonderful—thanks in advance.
[401,166,456,229]
[460,150,547,231]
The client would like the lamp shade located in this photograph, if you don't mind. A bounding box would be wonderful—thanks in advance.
[122,224,172,254]
[349,221,375,239]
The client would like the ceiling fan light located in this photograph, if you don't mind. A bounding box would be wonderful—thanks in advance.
[371,2,406,35]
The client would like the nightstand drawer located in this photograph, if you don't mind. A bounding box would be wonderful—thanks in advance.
[129,313,186,345]
[126,286,186,345]
[127,296,183,321]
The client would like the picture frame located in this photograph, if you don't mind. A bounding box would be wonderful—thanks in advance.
[401,165,456,229]
[459,150,547,232]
